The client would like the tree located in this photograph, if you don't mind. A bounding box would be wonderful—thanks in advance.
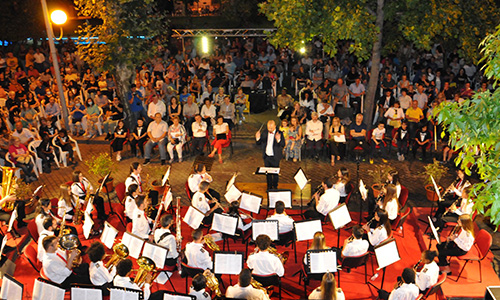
[435,25,500,227]
[259,0,500,126]
[73,0,167,127]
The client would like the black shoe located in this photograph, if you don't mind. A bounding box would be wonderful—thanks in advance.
[161,160,166,165]
[143,159,150,165]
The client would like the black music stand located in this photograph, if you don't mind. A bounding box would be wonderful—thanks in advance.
[367,238,401,290]
[100,172,126,228]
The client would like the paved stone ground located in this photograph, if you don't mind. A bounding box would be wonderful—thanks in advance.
[32,108,500,280]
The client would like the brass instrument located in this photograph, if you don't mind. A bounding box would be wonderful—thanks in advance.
[203,269,222,297]
[59,233,81,267]
[267,246,289,265]
[251,278,268,293]
[134,256,158,288]
[312,183,325,198]
[204,234,220,251]
[1,166,17,212]
[175,196,182,274]
[105,243,129,270]
[72,189,84,225]
[58,210,71,237]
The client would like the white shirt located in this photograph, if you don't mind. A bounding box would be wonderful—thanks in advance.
[306,120,323,141]
[12,128,35,145]
[368,225,389,247]
[398,95,412,110]
[125,195,137,218]
[125,173,143,193]
[192,191,210,214]
[342,239,369,257]
[147,120,168,139]
[131,207,152,239]
[113,275,151,300]
[372,127,386,140]
[266,213,294,234]
[57,198,73,221]
[42,252,72,284]
[185,242,212,270]
[89,260,115,286]
[188,173,212,194]
[309,287,345,300]
[246,251,285,277]
[265,131,275,156]
[334,182,347,197]
[147,100,166,118]
[214,123,229,135]
[154,228,178,259]
[416,261,439,291]
[37,229,54,261]
[316,103,334,117]
[201,105,216,119]
[71,179,92,204]
[381,198,398,221]
[226,284,270,300]
[316,188,340,216]
[190,287,211,300]
[454,229,474,252]
[384,107,404,124]
[192,121,208,138]
[388,283,420,300]
[456,198,474,216]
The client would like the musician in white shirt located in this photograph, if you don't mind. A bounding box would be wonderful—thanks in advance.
[437,215,475,275]
[35,198,61,234]
[125,161,159,208]
[191,181,223,225]
[305,112,324,160]
[154,214,179,266]
[88,241,115,296]
[114,258,151,300]
[378,268,419,300]
[125,184,139,221]
[192,114,208,156]
[438,186,474,229]
[266,200,294,245]
[415,250,439,292]
[226,268,270,300]
[309,272,345,300]
[131,195,153,240]
[57,183,74,221]
[246,234,285,277]
[341,225,369,258]
[363,209,391,247]
[185,228,213,270]
[189,273,211,300]
[188,163,213,194]
[376,184,400,222]
[305,177,340,220]
[70,170,92,206]
[38,217,56,262]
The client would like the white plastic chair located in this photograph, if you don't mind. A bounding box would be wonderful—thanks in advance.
[28,140,61,174]
[51,136,82,167]
[5,152,38,178]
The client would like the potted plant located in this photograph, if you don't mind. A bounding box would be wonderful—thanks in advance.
[367,165,392,198]
[85,153,114,193]
[422,159,448,201]
[145,165,168,195]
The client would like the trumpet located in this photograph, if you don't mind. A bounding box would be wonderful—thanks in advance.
[106,243,129,270]
[204,234,220,251]
[203,269,222,297]
[267,246,289,265]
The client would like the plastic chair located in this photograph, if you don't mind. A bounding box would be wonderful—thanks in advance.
[211,129,233,158]
[27,219,39,243]
[454,229,492,282]
[24,241,41,272]
[421,273,446,299]
[115,182,126,203]
[28,140,46,175]
[52,136,83,167]
[391,206,412,237]
[5,152,38,178]
[338,252,370,286]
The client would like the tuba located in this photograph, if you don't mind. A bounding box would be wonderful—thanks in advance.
[251,278,269,293]
[267,246,289,265]
[203,234,220,251]
[59,233,82,267]
[106,243,129,270]
[203,269,222,297]
[1,166,17,212]
[134,256,157,288]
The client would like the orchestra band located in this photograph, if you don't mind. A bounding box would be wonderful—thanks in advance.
[1,153,483,300]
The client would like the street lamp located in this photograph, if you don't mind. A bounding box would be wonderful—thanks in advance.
[40,1,70,130]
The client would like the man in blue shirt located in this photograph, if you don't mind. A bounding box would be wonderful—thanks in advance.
[348,113,369,160]
[128,84,147,124]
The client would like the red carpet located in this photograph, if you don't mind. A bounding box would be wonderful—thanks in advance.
[3,204,499,299]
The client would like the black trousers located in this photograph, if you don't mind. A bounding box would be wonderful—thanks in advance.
[60,262,91,289]
[263,155,280,190]
[437,241,467,266]
[192,137,207,155]
[130,137,147,156]
[306,139,323,158]
[347,139,369,158]
[202,203,224,225]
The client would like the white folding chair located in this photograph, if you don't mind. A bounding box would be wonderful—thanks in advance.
[51,136,82,167]
[28,140,61,174]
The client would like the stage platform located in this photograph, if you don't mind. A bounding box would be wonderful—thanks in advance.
[2,203,498,299]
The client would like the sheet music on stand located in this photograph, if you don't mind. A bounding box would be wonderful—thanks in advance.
[428,216,441,245]
[70,286,102,300]
[162,291,196,300]
[359,179,368,200]
[295,219,323,242]
[294,168,309,191]
[183,206,205,230]
[239,192,262,214]
[33,278,65,300]
[214,251,244,275]
[83,212,94,240]
[328,203,351,230]
[101,221,119,249]
[306,249,337,274]
[267,189,292,208]
[224,184,242,203]
[226,172,238,192]
[162,166,171,186]
[252,220,279,241]
[142,242,169,269]
[374,238,400,269]
[110,287,144,300]
[0,274,23,300]
[162,190,173,210]
[0,235,7,258]
[7,209,16,233]
[431,175,443,202]
[211,213,238,236]
[255,167,280,175]
[121,232,146,259]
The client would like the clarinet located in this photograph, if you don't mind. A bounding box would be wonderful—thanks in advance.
[175,196,182,274]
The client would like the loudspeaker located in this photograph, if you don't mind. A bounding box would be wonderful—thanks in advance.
[249,90,268,114]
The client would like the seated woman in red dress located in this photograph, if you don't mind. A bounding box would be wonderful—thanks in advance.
[208,115,230,164]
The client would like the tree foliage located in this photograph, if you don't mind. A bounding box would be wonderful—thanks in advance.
[435,25,500,226]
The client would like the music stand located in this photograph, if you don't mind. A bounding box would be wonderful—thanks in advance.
[239,192,262,215]
[161,290,196,300]
[306,249,337,274]
[70,284,102,299]
[121,231,146,259]
[419,175,443,232]
[368,238,401,290]
[214,251,244,285]
[33,277,65,300]
[100,172,126,228]
[266,189,292,217]
[294,168,309,216]
[0,273,23,300]
[328,203,352,247]
[428,216,441,250]
[109,286,144,300]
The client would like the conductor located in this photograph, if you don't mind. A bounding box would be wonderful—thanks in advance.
[256,120,285,190]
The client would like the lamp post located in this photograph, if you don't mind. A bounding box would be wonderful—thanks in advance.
[40,0,70,130]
